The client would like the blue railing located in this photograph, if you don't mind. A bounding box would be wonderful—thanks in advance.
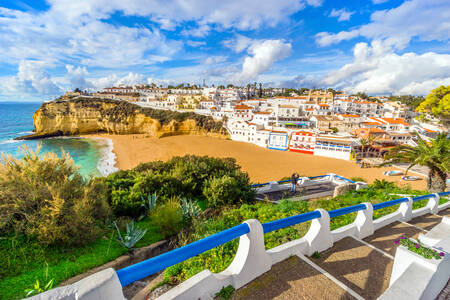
[262,210,321,233]
[116,223,249,286]
[333,175,355,183]
[116,191,449,286]
[328,203,366,218]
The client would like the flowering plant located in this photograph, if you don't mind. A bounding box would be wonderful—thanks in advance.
[395,235,444,260]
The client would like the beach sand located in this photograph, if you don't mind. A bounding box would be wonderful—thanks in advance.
[89,134,426,190]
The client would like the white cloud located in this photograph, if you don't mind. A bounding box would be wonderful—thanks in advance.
[329,8,355,22]
[186,40,207,47]
[223,34,255,53]
[321,40,450,95]
[306,0,324,7]
[66,65,93,90]
[203,56,227,65]
[316,0,450,48]
[2,60,62,96]
[233,40,292,82]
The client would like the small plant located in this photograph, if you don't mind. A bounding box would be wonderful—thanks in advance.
[394,235,444,260]
[181,197,201,222]
[114,221,147,251]
[141,192,158,212]
[24,279,54,297]
[216,285,235,299]
[151,199,184,238]
[311,251,321,259]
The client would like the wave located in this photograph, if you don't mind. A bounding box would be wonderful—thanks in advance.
[89,137,118,176]
[17,131,34,135]
[0,139,21,145]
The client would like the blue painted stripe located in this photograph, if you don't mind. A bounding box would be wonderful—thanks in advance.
[116,223,250,286]
[439,191,450,196]
[262,210,321,233]
[334,175,355,183]
[412,194,433,202]
[373,197,409,210]
[328,204,366,218]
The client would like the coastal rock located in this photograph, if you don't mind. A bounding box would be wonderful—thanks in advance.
[20,98,229,140]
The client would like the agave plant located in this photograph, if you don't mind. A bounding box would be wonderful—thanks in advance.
[141,192,158,212]
[114,221,147,251]
[180,197,201,222]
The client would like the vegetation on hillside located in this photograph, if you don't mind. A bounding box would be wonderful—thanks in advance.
[105,155,255,217]
[388,95,424,109]
[416,85,450,126]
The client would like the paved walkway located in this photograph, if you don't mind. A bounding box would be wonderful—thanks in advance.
[231,208,449,300]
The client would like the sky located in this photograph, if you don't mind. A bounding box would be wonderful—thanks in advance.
[0,0,449,101]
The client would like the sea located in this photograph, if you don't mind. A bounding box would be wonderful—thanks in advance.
[0,102,117,178]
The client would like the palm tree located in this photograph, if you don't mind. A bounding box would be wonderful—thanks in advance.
[359,135,375,158]
[382,133,449,192]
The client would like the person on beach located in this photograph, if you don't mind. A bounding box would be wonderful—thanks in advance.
[291,173,299,192]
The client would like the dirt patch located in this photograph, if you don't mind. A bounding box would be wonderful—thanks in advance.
[313,237,393,300]
[231,255,355,300]
[364,221,424,256]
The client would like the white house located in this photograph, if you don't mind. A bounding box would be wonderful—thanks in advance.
[268,131,289,151]
[314,135,356,160]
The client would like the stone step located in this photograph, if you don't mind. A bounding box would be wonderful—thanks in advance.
[363,221,424,256]
[231,255,356,300]
[312,237,393,300]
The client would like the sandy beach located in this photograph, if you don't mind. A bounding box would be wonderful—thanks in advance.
[88,134,427,190]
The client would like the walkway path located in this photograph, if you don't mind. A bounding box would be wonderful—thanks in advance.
[231,208,449,300]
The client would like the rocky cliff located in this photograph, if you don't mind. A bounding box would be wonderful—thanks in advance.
[18,98,229,140]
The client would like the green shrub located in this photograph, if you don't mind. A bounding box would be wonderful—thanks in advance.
[350,177,367,182]
[203,175,255,208]
[151,200,184,238]
[106,155,254,216]
[0,148,111,246]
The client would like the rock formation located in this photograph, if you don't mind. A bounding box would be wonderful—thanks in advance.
[17,98,229,140]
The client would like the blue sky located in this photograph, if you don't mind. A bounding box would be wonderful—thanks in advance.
[0,0,449,101]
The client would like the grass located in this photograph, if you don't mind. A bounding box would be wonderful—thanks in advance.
[0,218,162,300]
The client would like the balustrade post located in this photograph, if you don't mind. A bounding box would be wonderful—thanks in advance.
[224,219,272,289]
[303,209,333,255]
[399,197,413,221]
[427,194,440,214]
[355,202,374,239]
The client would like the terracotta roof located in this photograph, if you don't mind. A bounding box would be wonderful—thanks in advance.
[254,111,271,115]
[318,104,330,107]
[279,105,298,108]
[234,105,252,110]
[339,114,359,118]
[271,130,287,134]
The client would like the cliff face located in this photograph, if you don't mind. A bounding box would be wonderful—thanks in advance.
[23,98,229,139]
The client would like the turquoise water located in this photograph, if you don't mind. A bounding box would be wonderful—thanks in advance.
[0,102,113,178]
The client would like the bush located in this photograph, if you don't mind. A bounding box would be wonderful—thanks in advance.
[0,148,111,246]
[151,199,184,238]
[106,155,254,216]
[202,175,254,208]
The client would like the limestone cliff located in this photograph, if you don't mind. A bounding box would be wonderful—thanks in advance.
[18,98,229,140]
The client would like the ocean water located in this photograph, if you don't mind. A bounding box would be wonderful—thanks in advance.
[0,102,117,178]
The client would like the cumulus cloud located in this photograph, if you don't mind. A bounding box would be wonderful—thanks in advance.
[66,65,93,90]
[329,8,355,22]
[2,60,62,96]
[223,35,255,53]
[233,40,292,83]
[322,40,450,95]
[316,0,450,48]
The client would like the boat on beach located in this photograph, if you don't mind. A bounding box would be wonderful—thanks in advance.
[402,175,420,181]
[383,170,403,176]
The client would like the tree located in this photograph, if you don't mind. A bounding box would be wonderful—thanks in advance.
[259,83,262,98]
[382,133,449,193]
[355,92,369,99]
[416,86,450,126]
